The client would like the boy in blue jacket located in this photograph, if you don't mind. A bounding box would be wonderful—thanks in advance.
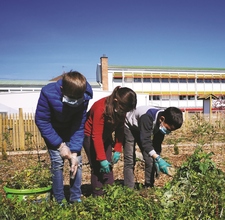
[35,71,93,204]
[123,106,183,189]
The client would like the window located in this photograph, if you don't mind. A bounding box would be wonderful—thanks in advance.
[170,96,179,100]
[204,79,212,83]
[179,79,187,83]
[187,79,195,83]
[213,79,220,83]
[152,78,160,82]
[143,78,151,82]
[161,78,169,83]
[171,78,178,83]
[124,78,133,83]
[113,78,122,83]
[179,95,187,100]
[134,78,141,83]
[162,95,169,100]
[153,95,160,100]
[197,79,204,83]
[188,95,195,100]
[221,79,225,83]
[0,89,8,92]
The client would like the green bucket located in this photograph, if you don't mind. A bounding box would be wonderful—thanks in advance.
[4,185,52,202]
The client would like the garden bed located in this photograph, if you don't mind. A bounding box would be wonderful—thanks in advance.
[1,144,225,199]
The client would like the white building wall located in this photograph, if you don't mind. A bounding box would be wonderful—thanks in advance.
[0,90,149,114]
[187,83,195,92]
[169,82,179,91]
[161,83,170,92]
[222,81,225,90]
[108,69,225,109]
[108,72,114,91]
[143,83,151,91]
[204,83,213,91]
[0,92,41,113]
[178,82,188,93]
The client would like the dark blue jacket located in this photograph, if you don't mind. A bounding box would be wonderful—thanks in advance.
[35,79,93,153]
[125,106,165,155]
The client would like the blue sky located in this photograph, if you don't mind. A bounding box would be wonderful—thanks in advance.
[0,0,225,82]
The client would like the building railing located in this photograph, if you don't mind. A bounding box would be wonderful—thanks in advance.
[0,87,42,93]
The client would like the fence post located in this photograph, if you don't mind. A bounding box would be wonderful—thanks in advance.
[0,114,7,159]
[19,108,25,150]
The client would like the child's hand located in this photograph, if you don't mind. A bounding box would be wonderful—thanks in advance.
[100,160,111,173]
[70,153,79,179]
[58,143,71,159]
[112,152,121,164]
[155,156,171,175]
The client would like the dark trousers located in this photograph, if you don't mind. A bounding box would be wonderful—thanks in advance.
[123,126,155,188]
[83,135,114,196]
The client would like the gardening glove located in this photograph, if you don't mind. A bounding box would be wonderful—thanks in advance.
[58,142,71,159]
[70,153,79,179]
[155,156,171,175]
[100,160,111,173]
[154,160,160,179]
[112,152,121,164]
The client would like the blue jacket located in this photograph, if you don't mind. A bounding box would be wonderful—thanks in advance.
[35,79,93,153]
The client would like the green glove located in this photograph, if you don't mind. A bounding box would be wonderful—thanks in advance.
[112,152,121,164]
[155,156,171,175]
[154,160,160,178]
[100,160,111,173]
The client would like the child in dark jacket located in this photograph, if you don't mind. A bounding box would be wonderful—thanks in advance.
[123,106,183,188]
[35,71,93,203]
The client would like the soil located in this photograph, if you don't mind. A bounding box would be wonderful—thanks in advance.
[1,144,225,199]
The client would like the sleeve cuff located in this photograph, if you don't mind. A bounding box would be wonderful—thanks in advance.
[149,150,156,157]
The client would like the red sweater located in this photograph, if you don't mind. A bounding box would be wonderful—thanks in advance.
[84,97,124,161]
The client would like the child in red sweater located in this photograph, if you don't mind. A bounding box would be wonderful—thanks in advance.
[83,86,137,196]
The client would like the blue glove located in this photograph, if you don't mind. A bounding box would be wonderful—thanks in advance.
[112,152,121,164]
[100,160,111,173]
[155,156,171,175]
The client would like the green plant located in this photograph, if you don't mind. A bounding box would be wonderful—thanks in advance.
[159,146,225,219]
[165,135,182,155]
[6,162,52,189]
[3,130,52,189]
[25,131,35,151]
[2,127,13,160]
[187,113,217,146]
[1,151,225,220]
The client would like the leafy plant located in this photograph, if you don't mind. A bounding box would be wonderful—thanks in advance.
[159,147,225,219]
[2,127,13,160]
[4,131,52,190]
[6,162,52,189]
[188,113,217,145]
[1,149,225,220]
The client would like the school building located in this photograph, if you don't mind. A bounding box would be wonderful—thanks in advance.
[97,55,225,111]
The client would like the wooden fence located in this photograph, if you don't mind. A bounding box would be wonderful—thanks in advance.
[0,108,225,153]
[0,108,45,152]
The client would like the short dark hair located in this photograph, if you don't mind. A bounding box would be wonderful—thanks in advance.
[62,71,86,98]
[163,107,183,129]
